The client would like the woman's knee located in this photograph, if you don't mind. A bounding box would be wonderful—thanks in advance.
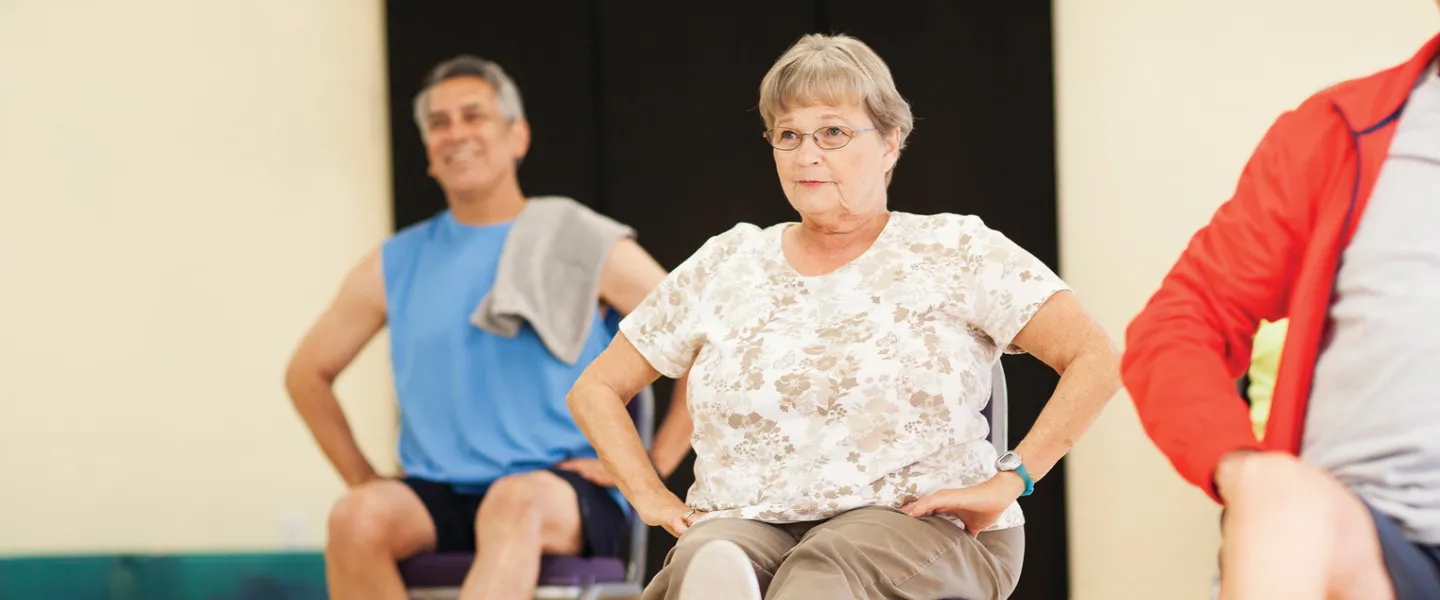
[648,521,782,600]
[668,520,784,577]
[669,521,739,564]
[783,529,856,568]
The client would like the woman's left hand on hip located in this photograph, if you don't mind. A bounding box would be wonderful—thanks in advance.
[899,472,1026,537]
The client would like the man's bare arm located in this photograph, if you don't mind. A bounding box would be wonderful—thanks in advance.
[284,247,388,488]
[598,238,694,478]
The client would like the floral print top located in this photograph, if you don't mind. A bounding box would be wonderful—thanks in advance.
[619,211,1069,532]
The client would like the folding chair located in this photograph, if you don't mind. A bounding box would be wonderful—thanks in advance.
[938,359,1010,600]
[399,386,656,600]
[984,358,1009,455]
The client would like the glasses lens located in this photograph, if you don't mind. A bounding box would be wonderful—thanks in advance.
[816,127,852,149]
[767,129,802,150]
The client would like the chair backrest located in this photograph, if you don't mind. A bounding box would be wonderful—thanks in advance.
[984,360,1009,456]
[623,386,655,584]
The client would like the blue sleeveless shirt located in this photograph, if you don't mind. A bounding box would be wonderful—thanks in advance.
[381,210,619,494]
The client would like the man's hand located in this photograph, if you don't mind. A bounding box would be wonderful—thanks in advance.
[1214,449,1260,502]
[556,458,617,488]
[900,471,1026,537]
[346,469,382,489]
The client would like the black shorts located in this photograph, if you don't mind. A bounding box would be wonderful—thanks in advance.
[401,468,628,557]
[1368,502,1440,600]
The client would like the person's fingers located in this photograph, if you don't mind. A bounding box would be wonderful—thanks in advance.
[557,461,615,487]
[961,522,981,538]
[905,489,973,518]
[959,515,988,538]
[665,517,687,537]
[901,497,937,517]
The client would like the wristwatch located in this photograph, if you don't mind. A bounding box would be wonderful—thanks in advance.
[995,451,1035,497]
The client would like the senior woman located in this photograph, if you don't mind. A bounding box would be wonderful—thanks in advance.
[566,33,1119,600]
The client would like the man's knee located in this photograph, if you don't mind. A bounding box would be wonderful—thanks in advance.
[1226,453,1314,503]
[477,472,555,522]
[1224,452,1356,526]
[327,482,420,552]
[475,471,584,554]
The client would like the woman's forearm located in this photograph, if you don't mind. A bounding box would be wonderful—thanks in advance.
[568,375,675,505]
[1013,346,1121,482]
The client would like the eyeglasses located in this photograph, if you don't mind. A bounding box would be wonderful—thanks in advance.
[763,126,876,151]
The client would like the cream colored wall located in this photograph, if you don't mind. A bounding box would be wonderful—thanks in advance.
[1056,1,1438,598]
[0,1,395,553]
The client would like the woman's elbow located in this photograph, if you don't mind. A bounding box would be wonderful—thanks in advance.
[566,373,599,410]
[1085,337,1125,396]
[567,371,626,413]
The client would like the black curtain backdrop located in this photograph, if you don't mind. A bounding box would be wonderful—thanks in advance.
[385,2,1064,598]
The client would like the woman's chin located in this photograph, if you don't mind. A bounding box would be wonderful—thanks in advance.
[787,195,844,218]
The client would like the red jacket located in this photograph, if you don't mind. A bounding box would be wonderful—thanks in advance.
[1122,34,1440,502]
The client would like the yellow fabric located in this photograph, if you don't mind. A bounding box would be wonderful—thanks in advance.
[1247,319,1288,440]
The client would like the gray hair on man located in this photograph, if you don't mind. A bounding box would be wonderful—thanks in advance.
[411,55,527,139]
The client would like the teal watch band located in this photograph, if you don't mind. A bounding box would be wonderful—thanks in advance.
[1014,463,1035,497]
[996,451,1035,497]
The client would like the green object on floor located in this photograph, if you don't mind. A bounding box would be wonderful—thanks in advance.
[0,552,327,600]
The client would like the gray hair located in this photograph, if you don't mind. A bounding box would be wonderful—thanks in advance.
[412,55,527,139]
[759,34,914,184]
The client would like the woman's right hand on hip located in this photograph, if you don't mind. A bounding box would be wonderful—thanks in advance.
[637,493,707,537]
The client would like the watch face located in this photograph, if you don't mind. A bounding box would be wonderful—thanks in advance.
[997,452,1022,471]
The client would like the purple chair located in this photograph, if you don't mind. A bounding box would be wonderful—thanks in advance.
[400,386,655,600]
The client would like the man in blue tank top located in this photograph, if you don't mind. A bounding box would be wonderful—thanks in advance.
[285,55,693,600]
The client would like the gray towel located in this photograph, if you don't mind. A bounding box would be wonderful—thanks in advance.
[470,196,636,365]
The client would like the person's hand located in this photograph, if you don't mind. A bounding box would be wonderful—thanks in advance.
[635,492,707,538]
[556,458,617,488]
[344,468,383,489]
[900,471,1027,537]
[1213,449,1260,503]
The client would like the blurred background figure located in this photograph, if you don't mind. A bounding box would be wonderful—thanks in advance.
[1123,22,1440,600]
[284,54,692,600]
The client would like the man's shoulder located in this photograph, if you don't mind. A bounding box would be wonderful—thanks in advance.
[1307,45,1430,121]
[387,213,443,246]
[378,213,447,275]
[1285,40,1435,135]
[526,196,631,231]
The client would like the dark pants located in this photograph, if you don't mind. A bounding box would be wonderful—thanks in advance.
[401,468,628,557]
[1368,503,1440,600]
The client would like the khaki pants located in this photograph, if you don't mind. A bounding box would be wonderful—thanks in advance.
[643,506,1024,600]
